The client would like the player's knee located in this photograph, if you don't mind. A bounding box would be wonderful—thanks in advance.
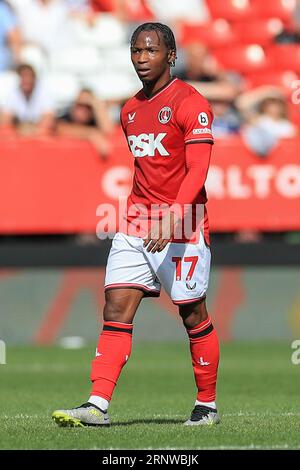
[178,299,208,329]
[103,299,126,322]
[103,288,142,323]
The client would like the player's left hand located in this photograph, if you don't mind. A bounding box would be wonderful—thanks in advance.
[143,211,180,253]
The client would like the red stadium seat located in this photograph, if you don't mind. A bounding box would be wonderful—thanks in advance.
[233,18,284,46]
[267,44,300,72]
[288,101,300,126]
[180,19,238,49]
[213,44,271,74]
[206,0,257,21]
[251,0,295,24]
[245,69,299,90]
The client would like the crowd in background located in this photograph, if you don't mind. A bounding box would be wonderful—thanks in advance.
[0,0,300,159]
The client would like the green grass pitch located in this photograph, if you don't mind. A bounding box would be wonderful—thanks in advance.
[1,342,300,449]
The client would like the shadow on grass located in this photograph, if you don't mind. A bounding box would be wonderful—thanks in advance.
[109,418,184,426]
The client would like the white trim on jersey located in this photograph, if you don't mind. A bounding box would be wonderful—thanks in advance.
[147,78,178,102]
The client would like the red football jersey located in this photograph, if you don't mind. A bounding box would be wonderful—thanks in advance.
[120,77,214,244]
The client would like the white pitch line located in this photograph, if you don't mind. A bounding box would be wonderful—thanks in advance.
[88,444,298,450]
[222,412,300,417]
[2,364,89,372]
[1,414,45,419]
[132,412,300,418]
[1,412,300,420]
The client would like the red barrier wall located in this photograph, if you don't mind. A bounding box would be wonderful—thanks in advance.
[0,129,299,233]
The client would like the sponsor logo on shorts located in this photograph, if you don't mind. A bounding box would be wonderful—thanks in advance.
[158,107,172,124]
[186,281,196,290]
[192,127,212,135]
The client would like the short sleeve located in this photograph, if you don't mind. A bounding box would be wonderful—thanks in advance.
[176,92,214,145]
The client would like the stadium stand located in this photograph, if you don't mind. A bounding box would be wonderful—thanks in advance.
[0,0,299,237]
[252,0,296,23]
[206,0,258,22]
[213,44,271,74]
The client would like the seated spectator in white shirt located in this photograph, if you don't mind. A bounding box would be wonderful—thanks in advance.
[241,96,297,157]
[0,63,55,135]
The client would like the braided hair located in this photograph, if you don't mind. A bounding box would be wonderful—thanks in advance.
[130,22,177,66]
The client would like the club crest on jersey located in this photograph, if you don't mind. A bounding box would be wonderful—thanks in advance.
[158,107,172,124]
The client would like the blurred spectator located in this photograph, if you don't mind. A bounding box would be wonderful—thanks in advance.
[178,42,217,82]
[56,89,114,159]
[211,99,241,139]
[237,87,297,157]
[64,0,95,24]
[177,42,241,102]
[89,0,154,23]
[67,1,126,48]
[146,0,210,25]
[0,0,22,71]
[65,0,90,12]
[275,0,300,44]
[0,63,55,135]
[8,0,73,55]
[90,0,114,12]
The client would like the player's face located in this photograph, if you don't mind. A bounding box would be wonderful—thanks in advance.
[131,30,172,83]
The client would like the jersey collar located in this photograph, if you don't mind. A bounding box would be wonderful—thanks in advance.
[142,77,177,102]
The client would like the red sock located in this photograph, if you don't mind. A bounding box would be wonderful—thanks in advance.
[90,321,133,401]
[186,316,219,403]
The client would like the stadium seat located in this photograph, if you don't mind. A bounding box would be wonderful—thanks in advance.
[288,100,300,126]
[69,14,127,48]
[268,44,300,72]
[42,74,81,111]
[245,70,298,91]
[84,72,140,100]
[233,18,284,46]
[213,44,271,74]
[180,19,238,48]
[49,47,104,77]
[206,0,257,21]
[101,46,134,74]
[251,0,296,24]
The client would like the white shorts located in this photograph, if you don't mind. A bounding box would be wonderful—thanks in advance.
[104,232,211,305]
